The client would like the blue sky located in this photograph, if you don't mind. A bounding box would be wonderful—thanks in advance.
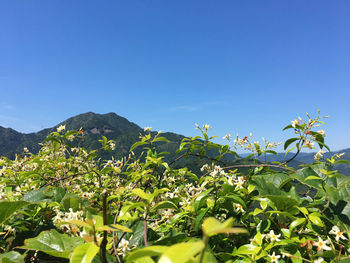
[1,1,349,152]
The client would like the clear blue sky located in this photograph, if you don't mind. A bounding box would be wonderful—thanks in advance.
[1,1,349,152]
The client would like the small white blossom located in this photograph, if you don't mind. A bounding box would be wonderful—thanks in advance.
[144,127,152,132]
[203,124,211,130]
[314,150,326,161]
[268,252,281,263]
[200,164,209,172]
[234,203,245,213]
[109,142,116,150]
[317,130,326,136]
[313,237,331,253]
[291,119,299,128]
[57,125,66,132]
[304,140,314,149]
[314,258,324,263]
[223,133,231,140]
[329,226,347,242]
[266,230,281,242]
[118,239,130,253]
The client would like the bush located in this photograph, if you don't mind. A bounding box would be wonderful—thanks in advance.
[0,113,349,263]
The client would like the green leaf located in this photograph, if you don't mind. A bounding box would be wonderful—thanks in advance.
[22,187,50,203]
[202,217,247,237]
[305,175,323,181]
[194,188,213,212]
[132,257,155,263]
[291,249,303,263]
[151,201,177,212]
[195,252,218,263]
[130,141,147,152]
[70,242,99,263]
[289,218,306,231]
[195,208,210,231]
[334,160,350,165]
[282,124,293,131]
[20,229,84,258]
[126,246,168,262]
[315,139,330,152]
[0,201,30,224]
[152,137,170,143]
[96,224,132,232]
[61,194,80,212]
[233,244,261,256]
[309,213,324,227]
[0,252,25,263]
[284,138,299,150]
[132,189,153,202]
[158,241,204,263]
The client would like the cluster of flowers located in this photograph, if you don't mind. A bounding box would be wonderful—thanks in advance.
[52,207,84,235]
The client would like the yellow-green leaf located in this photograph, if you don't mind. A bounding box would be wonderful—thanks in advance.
[158,241,204,263]
[70,242,99,263]
[202,217,247,237]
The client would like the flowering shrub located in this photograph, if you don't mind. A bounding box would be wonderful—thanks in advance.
[0,112,350,263]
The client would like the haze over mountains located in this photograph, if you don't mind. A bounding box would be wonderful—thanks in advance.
[0,112,349,175]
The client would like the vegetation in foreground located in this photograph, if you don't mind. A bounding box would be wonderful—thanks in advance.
[0,112,350,263]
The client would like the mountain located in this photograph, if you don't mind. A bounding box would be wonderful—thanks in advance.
[259,149,350,175]
[0,112,178,159]
[0,112,349,175]
[0,112,215,173]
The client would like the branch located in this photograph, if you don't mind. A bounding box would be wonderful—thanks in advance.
[221,164,294,172]
[100,190,108,263]
[42,171,92,187]
[283,139,304,164]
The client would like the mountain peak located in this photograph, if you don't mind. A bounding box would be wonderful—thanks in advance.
[58,112,141,135]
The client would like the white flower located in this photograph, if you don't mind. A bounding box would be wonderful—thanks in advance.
[313,237,331,253]
[200,164,209,172]
[314,150,326,161]
[109,142,116,150]
[291,119,299,128]
[144,127,152,132]
[268,252,281,263]
[203,124,211,130]
[266,230,281,242]
[234,203,245,213]
[223,133,231,140]
[23,147,29,152]
[234,176,245,189]
[329,226,347,242]
[57,125,66,132]
[314,258,324,263]
[118,239,129,253]
[304,140,314,149]
[317,129,326,136]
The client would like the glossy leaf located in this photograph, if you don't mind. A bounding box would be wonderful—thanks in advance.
[126,246,168,262]
[202,217,247,237]
[158,241,204,263]
[70,242,99,263]
[0,201,30,224]
[20,229,84,258]
[0,252,25,263]
[284,138,299,150]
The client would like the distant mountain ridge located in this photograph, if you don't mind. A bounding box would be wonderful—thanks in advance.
[0,112,183,161]
[0,112,349,175]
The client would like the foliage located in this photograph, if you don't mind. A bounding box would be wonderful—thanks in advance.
[0,112,350,262]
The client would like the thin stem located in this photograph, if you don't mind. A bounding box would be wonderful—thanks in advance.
[143,219,148,247]
[198,235,209,263]
[100,190,108,263]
